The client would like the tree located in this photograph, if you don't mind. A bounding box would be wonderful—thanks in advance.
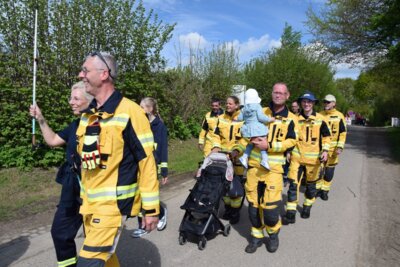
[0,0,175,168]
[243,24,336,106]
[306,0,400,63]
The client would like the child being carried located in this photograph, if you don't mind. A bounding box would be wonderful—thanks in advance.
[237,88,275,169]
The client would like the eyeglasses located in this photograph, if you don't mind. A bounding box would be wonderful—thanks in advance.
[89,51,115,80]
[323,101,331,104]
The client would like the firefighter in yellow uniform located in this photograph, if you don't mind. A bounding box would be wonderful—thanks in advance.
[211,96,244,225]
[233,83,297,253]
[76,52,159,267]
[317,94,347,201]
[285,91,331,224]
[198,98,224,157]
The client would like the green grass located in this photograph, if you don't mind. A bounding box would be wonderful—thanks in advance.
[0,138,203,221]
[168,138,203,175]
[0,168,60,221]
[387,127,400,162]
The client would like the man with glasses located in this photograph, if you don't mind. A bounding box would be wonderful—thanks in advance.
[76,52,159,266]
[317,94,347,201]
[284,91,331,223]
[233,83,297,253]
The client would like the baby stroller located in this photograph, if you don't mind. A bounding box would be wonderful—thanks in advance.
[178,152,232,250]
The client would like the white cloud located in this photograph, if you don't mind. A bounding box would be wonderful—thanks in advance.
[226,34,281,62]
[178,32,208,49]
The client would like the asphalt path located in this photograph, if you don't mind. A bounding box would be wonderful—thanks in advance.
[1,125,399,267]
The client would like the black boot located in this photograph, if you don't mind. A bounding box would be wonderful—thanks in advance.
[284,210,296,224]
[229,208,240,224]
[320,190,329,201]
[266,232,279,253]
[222,205,232,220]
[245,237,263,253]
[301,206,311,219]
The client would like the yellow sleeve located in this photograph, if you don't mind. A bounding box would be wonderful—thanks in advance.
[131,106,160,216]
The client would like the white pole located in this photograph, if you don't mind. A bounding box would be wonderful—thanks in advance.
[32,9,38,146]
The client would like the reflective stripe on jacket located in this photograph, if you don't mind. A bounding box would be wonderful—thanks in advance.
[320,109,347,151]
[234,105,297,174]
[291,111,331,165]
[77,91,159,217]
[212,110,244,152]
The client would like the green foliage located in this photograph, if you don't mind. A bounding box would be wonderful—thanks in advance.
[244,24,336,104]
[0,0,175,168]
[306,0,392,63]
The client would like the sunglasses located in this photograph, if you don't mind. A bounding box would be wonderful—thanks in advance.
[323,100,331,104]
[90,51,115,80]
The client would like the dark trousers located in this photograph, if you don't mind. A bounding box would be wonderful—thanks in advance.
[51,205,83,267]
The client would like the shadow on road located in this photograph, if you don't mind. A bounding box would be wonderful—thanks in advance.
[346,126,400,164]
[117,228,161,267]
[0,236,30,267]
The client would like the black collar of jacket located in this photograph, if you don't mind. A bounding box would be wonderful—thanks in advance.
[268,101,290,117]
[211,108,224,117]
[81,90,123,115]
[300,110,316,119]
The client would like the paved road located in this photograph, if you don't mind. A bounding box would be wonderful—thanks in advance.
[1,126,399,267]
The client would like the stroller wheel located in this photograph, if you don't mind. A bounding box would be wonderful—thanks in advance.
[223,224,231,237]
[179,233,187,245]
[198,236,207,250]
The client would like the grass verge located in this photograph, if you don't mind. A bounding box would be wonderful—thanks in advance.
[0,138,202,222]
[387,127,400,162]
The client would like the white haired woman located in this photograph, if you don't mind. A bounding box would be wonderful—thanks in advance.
[29,81,93,267]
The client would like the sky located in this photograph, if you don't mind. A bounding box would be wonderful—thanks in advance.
[142,0,361,79]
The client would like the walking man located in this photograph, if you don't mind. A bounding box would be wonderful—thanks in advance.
[317,94,347,200]
[76,52,159,266]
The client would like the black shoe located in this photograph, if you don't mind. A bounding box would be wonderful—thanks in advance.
[320,190,329,201]
[245,238,263,253]
[316,190,322,198]
[301,206,311,219]
[266,232,279,253]
[284,211,296,224]
[229,211,240,225]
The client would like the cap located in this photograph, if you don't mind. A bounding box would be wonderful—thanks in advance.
[245,88,261,104]
[324,94,336,102]
[298,91,318,104]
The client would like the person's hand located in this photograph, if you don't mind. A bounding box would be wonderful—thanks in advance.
[161,176,168,185]
[29,104,44,121]
[320,151,328,162]
[142,215,158,232]
[336,148,343,155]
[211,147,221,153]
[270,117,276,123]
[286,152,291,162]
[230,150,239,160]
[251,137,269,150]
[198,144,204,151]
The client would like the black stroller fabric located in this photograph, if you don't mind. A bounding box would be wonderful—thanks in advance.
[179,159,231,240]
[183,164,229,212]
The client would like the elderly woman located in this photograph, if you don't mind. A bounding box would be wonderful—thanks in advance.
[30,81,93,267]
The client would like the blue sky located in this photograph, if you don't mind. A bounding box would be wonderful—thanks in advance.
[143,0,361,79]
